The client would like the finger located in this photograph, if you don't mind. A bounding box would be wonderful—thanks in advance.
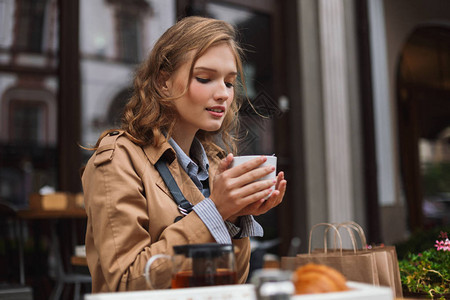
[237,199,265,216]
[275,172,284,190]
[228,156,267,178]
[239,180,287,216]
[217,153,234,174]
[259,190,279,209]
[224,165,274,192]
[234,178,276,200]
[262,180,286,208]
[239,187,273,208]
[278,179,287,198]
[272,180,287,206]
[265,190,280,205]
[234,165,276,189]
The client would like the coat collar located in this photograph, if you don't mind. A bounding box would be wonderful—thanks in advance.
[142,137,176,166]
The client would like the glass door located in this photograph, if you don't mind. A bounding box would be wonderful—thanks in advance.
[177,0,289,272]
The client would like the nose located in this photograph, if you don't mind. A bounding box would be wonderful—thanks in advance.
[214,82,230,101]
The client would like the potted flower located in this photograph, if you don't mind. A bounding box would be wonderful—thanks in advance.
[399,231,450,299]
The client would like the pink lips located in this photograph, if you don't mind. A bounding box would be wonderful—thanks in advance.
[206,106,225,117]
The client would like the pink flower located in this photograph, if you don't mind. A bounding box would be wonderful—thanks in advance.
[435,240,442,250]
[443,238,450,251]
[435,238,450,251]
[438,231,448,240]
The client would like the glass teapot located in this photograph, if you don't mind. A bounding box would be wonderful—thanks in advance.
[144,243,237,289]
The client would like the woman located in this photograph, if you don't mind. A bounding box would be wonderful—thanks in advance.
[82,16,287,292]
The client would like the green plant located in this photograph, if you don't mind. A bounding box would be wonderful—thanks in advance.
[396,226,450,260]
[399,232,450,299]
[422,162,450,197]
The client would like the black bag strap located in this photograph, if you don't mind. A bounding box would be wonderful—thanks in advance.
[155,158,193,215]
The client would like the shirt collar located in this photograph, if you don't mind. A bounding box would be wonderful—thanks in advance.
[168,137,209,175]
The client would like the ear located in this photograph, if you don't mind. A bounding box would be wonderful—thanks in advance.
[158,71,171,95]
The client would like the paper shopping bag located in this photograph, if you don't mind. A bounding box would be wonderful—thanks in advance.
[323,222,402,297]
[336,222,402,297]
[369,245,403,297]
[282,251,380,285]
[281,223,380,285]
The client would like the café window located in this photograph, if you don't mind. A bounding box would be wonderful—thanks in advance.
[2,87,57,146]
[0,86,57,206]
[9,99,48,144]
[117,10,140,63]
[397,25,450,229]
[108,0,150,63]
[14,0,48,53]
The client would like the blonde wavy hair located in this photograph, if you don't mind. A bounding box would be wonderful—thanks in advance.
[96,16,245,157]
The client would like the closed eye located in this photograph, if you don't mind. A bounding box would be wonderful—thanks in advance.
[225,82,234,88]
[196,77,210,84]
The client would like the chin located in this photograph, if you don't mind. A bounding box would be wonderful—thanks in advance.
[202,124,223,132]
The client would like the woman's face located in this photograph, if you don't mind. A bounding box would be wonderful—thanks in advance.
[167,43,237,139]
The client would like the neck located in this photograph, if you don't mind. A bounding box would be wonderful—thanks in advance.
[171,131,195,157]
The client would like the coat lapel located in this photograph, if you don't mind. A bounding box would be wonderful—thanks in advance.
[169,160,205,206]
[143,138,222,206]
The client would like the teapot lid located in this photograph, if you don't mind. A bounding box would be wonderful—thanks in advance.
[173,243,233,258]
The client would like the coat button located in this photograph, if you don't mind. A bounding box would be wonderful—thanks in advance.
[109,131,119,136]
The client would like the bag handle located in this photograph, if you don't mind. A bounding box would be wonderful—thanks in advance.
[325,221,367,252]
[308,223,343,255]
[339,221,367,250]
[325,224,358,253]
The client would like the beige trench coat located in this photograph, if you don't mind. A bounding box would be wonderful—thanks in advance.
[82,131,251,293]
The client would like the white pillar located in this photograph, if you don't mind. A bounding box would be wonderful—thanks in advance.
[297,0,328,233]
[319,0,354,223]
[368,0,396,205]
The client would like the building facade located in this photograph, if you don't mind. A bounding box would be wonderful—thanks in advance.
[1,0,449,261]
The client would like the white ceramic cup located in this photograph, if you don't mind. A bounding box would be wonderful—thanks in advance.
[231,155,277,199]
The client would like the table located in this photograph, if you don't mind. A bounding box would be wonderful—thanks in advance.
[85,282,395,300]
[16,207,88,291]
[71,256,88,267]
[17,208,87,220]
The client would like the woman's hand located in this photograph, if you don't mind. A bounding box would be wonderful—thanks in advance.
[231,171,286,218]
[209,153,283,220]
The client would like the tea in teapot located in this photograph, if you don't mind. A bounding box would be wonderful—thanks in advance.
[145,243,237,289]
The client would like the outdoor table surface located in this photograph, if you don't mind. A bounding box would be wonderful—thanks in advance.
[17,207,86,219]
[71,255,88,266]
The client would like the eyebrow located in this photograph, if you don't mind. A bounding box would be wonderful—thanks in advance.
[194,66,238,76]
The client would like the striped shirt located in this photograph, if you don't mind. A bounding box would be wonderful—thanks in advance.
[168,138,263,244]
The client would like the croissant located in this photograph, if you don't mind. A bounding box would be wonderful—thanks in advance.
[293,263,348,294]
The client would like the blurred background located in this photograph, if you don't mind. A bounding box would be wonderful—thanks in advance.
[0,0,449,299]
